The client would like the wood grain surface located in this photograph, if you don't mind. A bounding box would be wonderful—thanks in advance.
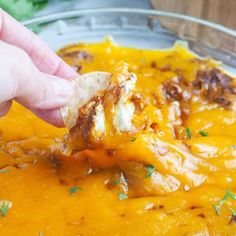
[150,0,236,30]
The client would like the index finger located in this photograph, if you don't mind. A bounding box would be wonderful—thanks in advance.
[0,9,77,80]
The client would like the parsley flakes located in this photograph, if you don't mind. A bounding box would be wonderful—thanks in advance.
[145,165,155,178]
[199,130,209,137]
[130,137,136,143]
[185,128,191,139]
[212,204,221,215]
[0,169,9,173]
[118,193,128,200]
[1,201,9,217]
[113,179,120,186]
[229,207,236,224]
[213,189,236,216]
[222,189,236,201]
[229,207,236,217]
[69,186,82,194]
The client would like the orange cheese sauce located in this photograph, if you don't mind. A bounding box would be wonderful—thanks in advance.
[0,40,236,235]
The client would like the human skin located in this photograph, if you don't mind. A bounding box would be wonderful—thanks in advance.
[0,9,77,127]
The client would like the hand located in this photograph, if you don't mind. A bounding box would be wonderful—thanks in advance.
[0,9,77,127]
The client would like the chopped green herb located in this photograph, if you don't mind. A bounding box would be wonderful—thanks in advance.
[228,207,236,224]
[213,189,236,216]
[199,130,209,137]
[145,165,155,178]
[222,189,236,201]
[113,179,120,186]
[228,207,236,216]
[230,145,236,149]
[0,169,9,173]
[38,232,43,236]
[69,186,82,194]
[185,128,191,139]
[118,193,128,200]
[1,201,9,217]
[130,137,136,143]
[212,204,221,215]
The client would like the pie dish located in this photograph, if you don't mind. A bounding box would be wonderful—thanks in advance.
[0,8,235,235]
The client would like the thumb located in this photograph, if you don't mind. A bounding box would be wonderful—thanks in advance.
[17,71,73,110]
[17,72,73,127]
[0,41,72,127]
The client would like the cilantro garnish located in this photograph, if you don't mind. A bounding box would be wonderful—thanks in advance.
[212,204,221,215]
[222,189,236,201]
[38,232,43,236]
[213,189,236,216]
[118,193,128,200]
[145,165,155,178]
[1,201,9,217]
[113,179,120,186]
[130,137,136,143]
[0,169,9,173]
[229,207,236,224]
[199,130,209,137]
[185,128,191,139]
[69,186,82,194]
[229,207,236,217]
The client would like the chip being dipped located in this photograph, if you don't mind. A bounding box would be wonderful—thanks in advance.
[61,62,137,151]
[61,71,111,129]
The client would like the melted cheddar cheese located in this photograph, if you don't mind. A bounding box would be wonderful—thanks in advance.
[0,40,236,235]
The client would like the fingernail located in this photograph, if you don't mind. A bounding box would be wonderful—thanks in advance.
[33,108,65,127]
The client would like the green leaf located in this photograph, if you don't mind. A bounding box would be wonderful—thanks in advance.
[199,130,209,137]
[130,137,136,143]
[217,189,236,206]
[1,201,9,217]
[118,193,128,200]
[230,145,236,149]
[145,165,155,178]
[0,169,9,173]
[228,207,236,217]
[213,189,236,216]
[185,127,191,139]
[223,189,236,201]
[113,179,120,186]
[69,186,82,194]
[212,204,221,215]
[38,232,43,236]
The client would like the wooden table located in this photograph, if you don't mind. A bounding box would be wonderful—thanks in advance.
[150,0,236,30]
